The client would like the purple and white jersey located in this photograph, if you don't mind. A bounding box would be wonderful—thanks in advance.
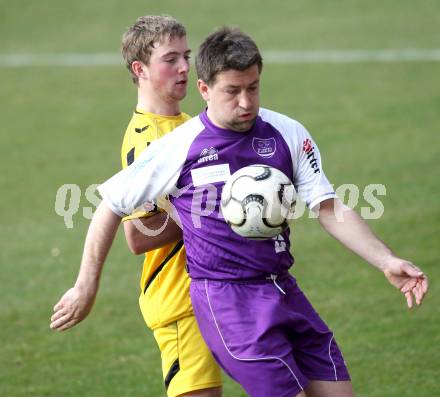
[99,108,336,280]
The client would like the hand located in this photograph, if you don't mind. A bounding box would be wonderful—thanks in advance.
[383,259,428,308]
[50,285,97,331]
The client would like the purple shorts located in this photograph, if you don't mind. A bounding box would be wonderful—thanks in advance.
[190,274,350,397]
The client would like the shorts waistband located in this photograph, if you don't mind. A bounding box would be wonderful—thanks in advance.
[192,272,292,285]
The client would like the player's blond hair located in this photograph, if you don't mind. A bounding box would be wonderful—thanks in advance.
[122,15,186,85]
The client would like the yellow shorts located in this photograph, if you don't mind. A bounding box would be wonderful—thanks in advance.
[153,315,222,397]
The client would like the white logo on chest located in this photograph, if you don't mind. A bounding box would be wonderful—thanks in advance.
[191,164,231,187]
[198,147,219,163]
[252,137,276,158]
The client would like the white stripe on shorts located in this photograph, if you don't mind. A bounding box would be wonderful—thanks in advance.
[204,279,304,391]
[328,335,338,381]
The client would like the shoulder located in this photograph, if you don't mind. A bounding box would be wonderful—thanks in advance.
[258,108,310,142]
[121,112,153,166]
[122,112,154,145]
[259,108,305,133]
[166,115,204,138]
[181,111,192,121]
[146,115,205,156]
[126,111,154,131]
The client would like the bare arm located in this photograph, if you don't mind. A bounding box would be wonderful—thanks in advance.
[50,201,121,331]
[316,198,428,308]
[123,212,183,255]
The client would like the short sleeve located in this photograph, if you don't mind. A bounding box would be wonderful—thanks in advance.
[292,122,336,209]
[98,116,204,217]
[99,136,182,217]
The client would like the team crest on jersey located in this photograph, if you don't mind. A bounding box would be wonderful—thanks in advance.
[198,147,219,163]
[252,137,276,158]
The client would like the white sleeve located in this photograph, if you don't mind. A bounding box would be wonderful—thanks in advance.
[98,117,203,217]
[259,109,336,209]
[291,122,336,209]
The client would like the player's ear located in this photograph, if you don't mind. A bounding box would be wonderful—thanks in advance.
[197,79,210,101]
[131,61,148,80]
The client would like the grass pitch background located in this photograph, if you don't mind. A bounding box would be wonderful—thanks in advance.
[1,1,439,396]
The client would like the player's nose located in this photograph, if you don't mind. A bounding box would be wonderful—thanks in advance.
[238,92,253,110]
[178,57,190,74]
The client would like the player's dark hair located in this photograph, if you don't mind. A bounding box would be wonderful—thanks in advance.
[195,27,263,85]
[122,15,186,85]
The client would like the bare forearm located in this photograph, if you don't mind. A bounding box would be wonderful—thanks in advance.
[75,201,121,287]
[50,201,122,331]
[316,198,428,308]
[124,212,182,255]
[317,199,395,270]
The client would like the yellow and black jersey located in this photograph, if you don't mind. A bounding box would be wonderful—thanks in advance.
[121,109,192,329]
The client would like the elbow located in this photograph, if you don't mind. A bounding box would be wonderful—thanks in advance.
[126,232,150,255]
[124,222,148,255]
[128,241,146,255]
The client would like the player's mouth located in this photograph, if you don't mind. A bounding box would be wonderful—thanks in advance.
[176,79,187,86]
[238,112,255,120]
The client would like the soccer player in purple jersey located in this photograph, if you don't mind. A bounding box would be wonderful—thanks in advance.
[52,28,428,397]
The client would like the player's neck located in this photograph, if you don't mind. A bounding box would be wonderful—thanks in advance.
[137,90,181,117]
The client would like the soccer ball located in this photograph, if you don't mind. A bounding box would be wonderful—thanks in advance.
[220,165,296,239]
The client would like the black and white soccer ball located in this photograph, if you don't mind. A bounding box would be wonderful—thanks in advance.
[220,165,296,239]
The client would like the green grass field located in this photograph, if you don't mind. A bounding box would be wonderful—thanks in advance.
[1,1,439,396]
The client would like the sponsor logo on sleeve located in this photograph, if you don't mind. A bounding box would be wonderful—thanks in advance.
[303,138,320,174]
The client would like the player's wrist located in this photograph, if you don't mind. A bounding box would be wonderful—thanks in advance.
[379,256,407,275]
[74,275,100,295]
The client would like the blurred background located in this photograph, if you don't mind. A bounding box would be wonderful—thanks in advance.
[1,1,439,396]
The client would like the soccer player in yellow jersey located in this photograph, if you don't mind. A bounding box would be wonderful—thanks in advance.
[51,16,222,397]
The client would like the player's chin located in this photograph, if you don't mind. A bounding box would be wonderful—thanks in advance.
[233,118,256,132]
[172,88,187,101]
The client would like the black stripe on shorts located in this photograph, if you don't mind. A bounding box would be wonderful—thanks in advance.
[164,358,180,390]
